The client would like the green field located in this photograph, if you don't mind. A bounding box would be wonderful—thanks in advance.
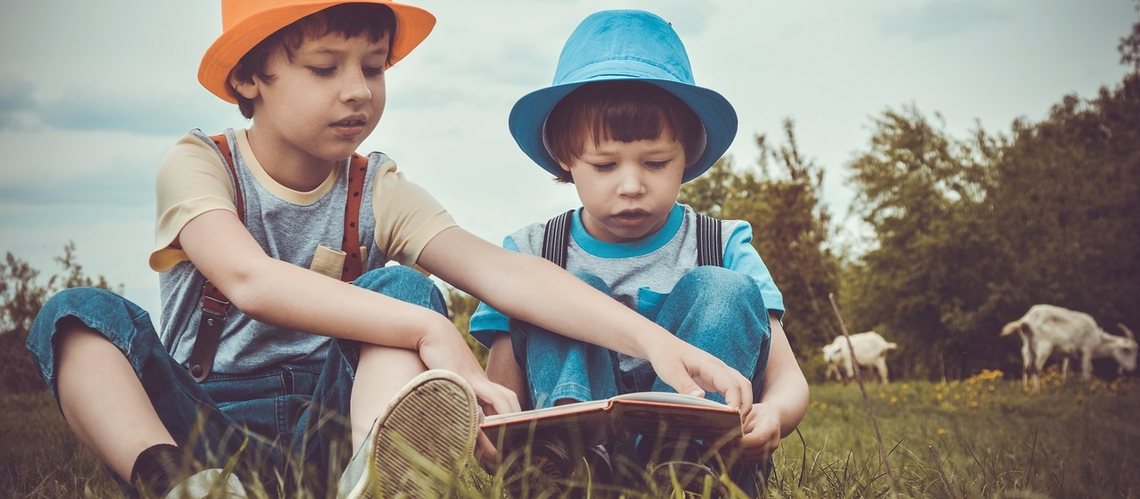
[3,370,1138,498]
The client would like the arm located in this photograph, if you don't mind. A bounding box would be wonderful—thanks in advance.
[485,333,531,411]
[177,209,520,415]
[738,314,809,463]
[418,226,753,412]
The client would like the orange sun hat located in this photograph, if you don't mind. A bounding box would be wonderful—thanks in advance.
[198,0,436,103]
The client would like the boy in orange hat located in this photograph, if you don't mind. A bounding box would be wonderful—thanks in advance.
[25,1,755,498]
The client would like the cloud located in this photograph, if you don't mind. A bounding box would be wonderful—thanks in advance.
[0,152,155,209]
[880,0,1010,41]
[651,0,719,36]
[0,80,235,136]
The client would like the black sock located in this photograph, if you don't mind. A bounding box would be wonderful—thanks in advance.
[130,443,186,497]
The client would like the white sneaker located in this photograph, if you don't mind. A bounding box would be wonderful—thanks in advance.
[163,469,247,499]
[337,369,479,499]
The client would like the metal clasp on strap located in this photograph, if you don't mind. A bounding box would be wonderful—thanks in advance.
[187,283,230,382]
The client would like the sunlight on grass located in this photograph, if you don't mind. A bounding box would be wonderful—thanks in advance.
[4,374,1139,498]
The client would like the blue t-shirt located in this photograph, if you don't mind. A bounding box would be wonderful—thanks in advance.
[469,204,783,351]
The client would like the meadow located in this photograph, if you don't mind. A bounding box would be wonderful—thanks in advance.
[3,369,1138,498]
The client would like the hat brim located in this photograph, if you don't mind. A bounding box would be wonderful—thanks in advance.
[508,77,737,183]
[199,0,435,103]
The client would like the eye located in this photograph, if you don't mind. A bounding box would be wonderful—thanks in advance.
[308,66,336,77]
[646,161,669,169]
[591,162,616,171]
[363,66,384,77]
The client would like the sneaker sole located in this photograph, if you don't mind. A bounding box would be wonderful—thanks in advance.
[346,369,478,499]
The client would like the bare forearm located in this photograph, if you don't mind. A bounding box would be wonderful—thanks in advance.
[758,319,809,437]
[225,258,452,349]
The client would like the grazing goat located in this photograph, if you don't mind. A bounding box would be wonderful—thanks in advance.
[1000,304,1138,390]
[821,331,898,384]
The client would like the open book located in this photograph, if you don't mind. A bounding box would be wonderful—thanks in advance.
[481,392,743,449]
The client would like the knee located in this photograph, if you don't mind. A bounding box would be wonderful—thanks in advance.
[353,266,445,314]
[675,266,763,308]
[30,287,126,341]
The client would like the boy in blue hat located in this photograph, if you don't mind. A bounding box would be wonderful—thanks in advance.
[25,2,757,498]
[470,9,809,496]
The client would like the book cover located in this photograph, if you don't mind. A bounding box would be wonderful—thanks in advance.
[482,392,743,449]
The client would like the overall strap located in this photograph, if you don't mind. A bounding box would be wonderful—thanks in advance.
[186,134,367,381]
[695,213,724,267]
[540,210,575,269]
[539,209,725,272]
[341,153,368,281]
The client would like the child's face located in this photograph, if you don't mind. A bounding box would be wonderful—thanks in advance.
[236,31,390,164]
[564,135,686,244]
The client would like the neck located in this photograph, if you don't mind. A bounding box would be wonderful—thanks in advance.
[245,128,340,192]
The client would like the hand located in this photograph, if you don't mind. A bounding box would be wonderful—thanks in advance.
[471,405,502,473]
[645,338,754,416]
[738,402,782,463]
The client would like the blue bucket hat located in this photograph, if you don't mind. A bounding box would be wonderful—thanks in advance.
[508,9,738,183]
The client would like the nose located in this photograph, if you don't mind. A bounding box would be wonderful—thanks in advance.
[615,164,645,197]
[341,69,372,104]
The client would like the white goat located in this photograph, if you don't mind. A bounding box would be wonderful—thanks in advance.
[821,331,898,384]
[1000,304,1138,390]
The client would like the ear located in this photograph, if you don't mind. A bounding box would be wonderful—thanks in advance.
[229,71,260,100]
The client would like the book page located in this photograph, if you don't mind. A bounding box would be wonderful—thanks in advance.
[608,391,736,409]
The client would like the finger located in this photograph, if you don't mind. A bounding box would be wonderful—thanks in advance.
[474,429,500,472]
[474,383,521,416]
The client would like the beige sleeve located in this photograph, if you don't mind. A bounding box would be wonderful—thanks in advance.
[148,134,236,272]
[371,158,457,267]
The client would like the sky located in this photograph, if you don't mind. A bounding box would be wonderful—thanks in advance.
[0,0,1135,323]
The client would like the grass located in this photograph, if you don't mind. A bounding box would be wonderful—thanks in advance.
[3,369,1139,498]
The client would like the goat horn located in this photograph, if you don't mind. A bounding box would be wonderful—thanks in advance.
[1119,323,1135,340]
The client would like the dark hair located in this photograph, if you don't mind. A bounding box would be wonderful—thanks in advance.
[542,80,703,183]
[228,3,397,118]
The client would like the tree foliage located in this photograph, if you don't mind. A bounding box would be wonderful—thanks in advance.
[1120,0,1140,71]
[681,119,840,360]
[1,242,121,395]
[841,73,1140,380]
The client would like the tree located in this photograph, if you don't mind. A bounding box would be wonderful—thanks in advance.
[1119,0,1140,72]
[842,105,1000,379]
[681,119,840,362]
[1,242,121,395]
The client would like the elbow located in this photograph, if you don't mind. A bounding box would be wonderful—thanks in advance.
[209,262,275,320]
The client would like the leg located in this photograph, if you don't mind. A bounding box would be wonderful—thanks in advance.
[297,266,478,498]
[1032,342,1053,391]
[486,333,529,409]
[1026,339,1035,389]
[650,266,770,404]
[1080,352,1093,381]
[874,357,890,384]
[308,266,450,451]
[648,267,771,496]
[509,272,622,410]
[351,345,427,449]
[55,323,176,481]
[27,288,255,495]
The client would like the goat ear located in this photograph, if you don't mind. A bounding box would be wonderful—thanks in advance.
[1119,323,1135,340]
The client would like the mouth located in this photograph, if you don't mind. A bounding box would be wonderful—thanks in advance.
[331,117,367,136]
[612,210,650,225]
[333,118,365,126]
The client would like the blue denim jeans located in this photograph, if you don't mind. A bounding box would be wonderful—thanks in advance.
[509,266,773,494]
[26,265,447,498]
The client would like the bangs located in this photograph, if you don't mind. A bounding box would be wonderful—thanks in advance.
[544,81,702,181]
